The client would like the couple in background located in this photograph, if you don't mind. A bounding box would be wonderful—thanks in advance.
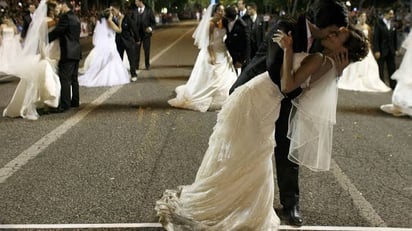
[168,3,251,113]
[167,3,238,112]
[3,0,81,119]
[78,6,131,87]
[156,1,369,230]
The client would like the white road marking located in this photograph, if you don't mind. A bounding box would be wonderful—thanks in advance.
[0,27,194,184]
[0,223,410,230]
[0,86,121,183]
[331,159,387,227]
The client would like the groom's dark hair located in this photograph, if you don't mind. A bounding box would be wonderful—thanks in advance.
[61,0,73,10]
[309,0,348,28]
[225,5,238,20]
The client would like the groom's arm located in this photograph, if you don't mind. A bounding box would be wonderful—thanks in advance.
[49,13,69,42]
[229,18,293,94]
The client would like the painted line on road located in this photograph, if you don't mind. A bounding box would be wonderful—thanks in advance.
[0,223,410,230]
[0,86,121,183]
[331,159,387,227]
[0,27,195,184]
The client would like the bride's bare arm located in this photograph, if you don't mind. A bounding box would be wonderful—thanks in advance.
[47,19,57,29]
[107,12,123,33]
[273,30,322,93]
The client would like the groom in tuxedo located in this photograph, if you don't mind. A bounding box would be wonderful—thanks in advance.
[112,4,140,82]
[230,0,349,226]
[224,5,251,75]
[49,0,81,112]
[133,0,156,70]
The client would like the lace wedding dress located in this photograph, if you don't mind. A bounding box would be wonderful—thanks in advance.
[78,18,130,87]
[156,53,338,230]
[338,28,391,92]
[168,27,237,112]
[3,14,61,120]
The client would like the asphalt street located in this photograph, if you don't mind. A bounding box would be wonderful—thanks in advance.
[0,20,411,230]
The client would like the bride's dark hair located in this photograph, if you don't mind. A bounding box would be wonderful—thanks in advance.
[98,8,111,22]
[212,3,223,17]
[46,1,57,17]
[344,24,369,62]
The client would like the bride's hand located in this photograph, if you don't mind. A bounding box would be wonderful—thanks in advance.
[333,47,349,76]
[209,56,216,65]
[272,30,293,50]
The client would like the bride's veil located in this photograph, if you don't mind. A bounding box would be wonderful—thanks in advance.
[192,3,214,50]
[92,17,111,47]
[22,0,48,56]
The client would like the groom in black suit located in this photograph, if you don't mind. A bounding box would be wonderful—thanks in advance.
[224,5,251,75]
[133,0,156,70]
[49,0,81,112]
[230,0,349,226]
[21,3,36,40]
[112,4,140,81]
[372,8,397,89]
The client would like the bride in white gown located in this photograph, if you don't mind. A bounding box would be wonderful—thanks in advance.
[338,12,391,92]
[0,15,22,74]
[3,0,61,120]
[168,3,237,112]
[380,31,412,117]
[78,8,130,87]
[155,26,369,230]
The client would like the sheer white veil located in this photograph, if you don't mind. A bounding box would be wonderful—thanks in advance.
[192,3,214,50]
[22,0,48,56]
[92,17,111,47]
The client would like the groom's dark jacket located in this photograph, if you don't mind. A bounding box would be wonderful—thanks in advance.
[229,15,311,97]
[224,17,251,67]
[115,13,140,47]
[49,10,81,61]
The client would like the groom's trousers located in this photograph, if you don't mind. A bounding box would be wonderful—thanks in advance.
[58,60,79,110]
[275,98,300,208]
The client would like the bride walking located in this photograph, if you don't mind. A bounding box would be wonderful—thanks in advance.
[168,3,237,112]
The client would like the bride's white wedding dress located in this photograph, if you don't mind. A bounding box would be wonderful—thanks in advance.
[338,28,391,92]
[381,31,412,117]
[78,18,130,87]
[0,26,22,74]
[3,16,61,120]
[168,27,237,112]
[155,53,338,230]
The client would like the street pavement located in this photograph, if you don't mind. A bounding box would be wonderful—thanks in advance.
[0,20,411,230]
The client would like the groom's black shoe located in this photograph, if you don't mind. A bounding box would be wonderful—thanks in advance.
[284,205,303,226]
[50,107,68,113]
[71,103,79,108]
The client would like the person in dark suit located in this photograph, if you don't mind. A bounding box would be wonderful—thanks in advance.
[20,3,36,40]
[112,4,140,82]
[229,0,349,226]
[224,5,251,75]
[133,0,156,70]
[237,0,248,20]
[49,0,81,112]
[372,8,397,89]
[245,2,266,59]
